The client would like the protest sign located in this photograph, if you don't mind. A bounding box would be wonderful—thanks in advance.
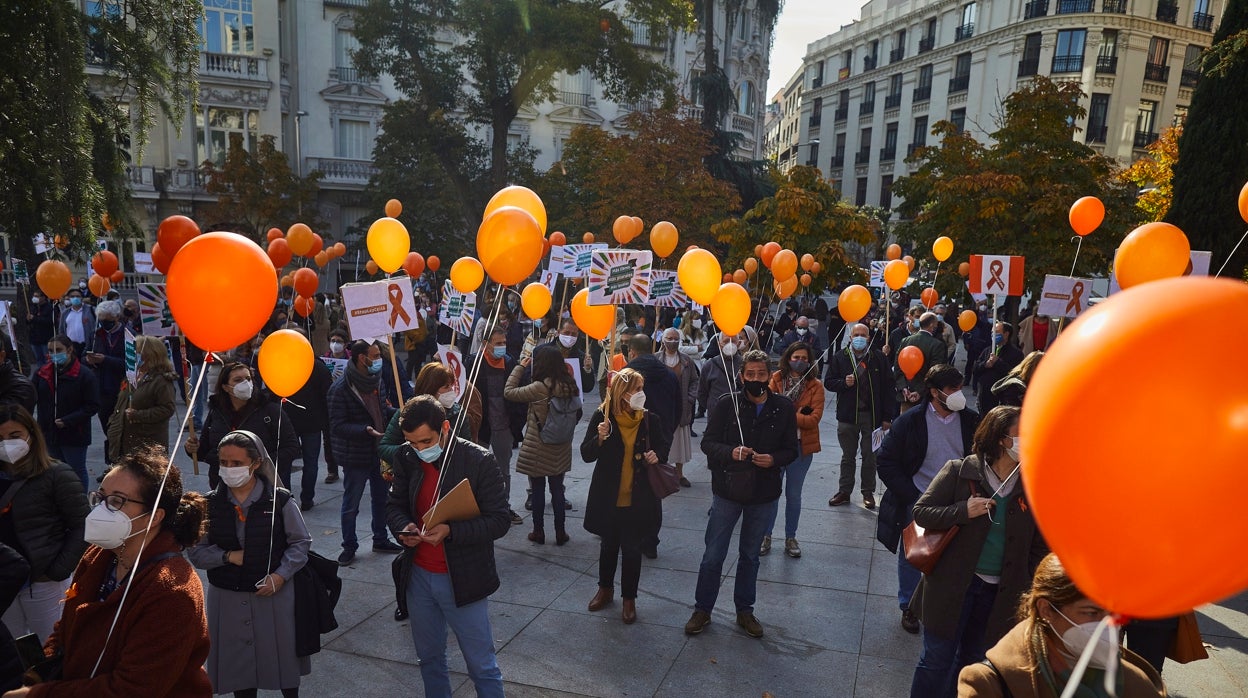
[11,260,28,285]
[342,278,422,341]
[319,357,348,382]
[1037,275,1093,318]
[125,329,137,385]
[564,358,584,400]
[968,255,1025,296]
[134,252,156,274]
[552,243,608,278]
[437,344,469,397]
[540,269,559,293]
[588,250,652,306]
[137,284,178,336]
[437,281,476,336]
[868,261,888,288]
[646,270,688,308]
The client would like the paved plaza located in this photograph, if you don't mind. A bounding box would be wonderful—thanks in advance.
[78,394,1246,697]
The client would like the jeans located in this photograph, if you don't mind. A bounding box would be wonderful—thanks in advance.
[910,576,998,698]
[49,443,89,491]
[1,578,70,643]
[694,494,777,614]
[340,462,390,552]
[528,474,565,533]
[406,566,504,698]
[897,505,921,611]
[766,454,813,539]
[836,411,877,495]
[488,428,513,504]
[297,430,321,506]
[598,506,644,599]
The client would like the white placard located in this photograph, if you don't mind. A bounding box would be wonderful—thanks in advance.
[1037,275,1093,319]
[540,269,559,293]
[342,278,422,341]
[437,345,469,398]
[552,243,608,279]
[868,261,888,288]
[133,252,156,274]
[564,358,584,400]
[319,357,349,382]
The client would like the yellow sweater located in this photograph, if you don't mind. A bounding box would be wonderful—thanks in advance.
[615,409,643,507]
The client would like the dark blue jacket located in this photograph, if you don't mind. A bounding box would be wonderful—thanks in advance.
[88,322,127,405]
[625,352,680,442]
[327,373,394,468]
[35,358,100,447]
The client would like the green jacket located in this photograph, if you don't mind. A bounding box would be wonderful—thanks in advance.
[895,330,949,395]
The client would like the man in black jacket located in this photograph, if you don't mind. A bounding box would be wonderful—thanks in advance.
[685,350,799,640]
[876,364,978,634]
[825,322,897,509]
[388,396,509,698]
[971,321,1022,414]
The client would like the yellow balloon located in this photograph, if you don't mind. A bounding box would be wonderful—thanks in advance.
[838,285,872,322]
[677,248,722,306]
[449,257,485,293]
[571,289,614,340]
[520,282,552,320]
[477,206,545,286]
[257,329,314,398]
[884,259,910,290]
[484,185,547,235]
[933,236,954,263]
[650,221,679,258]
[366,217,411,273]
[710,283,751,336]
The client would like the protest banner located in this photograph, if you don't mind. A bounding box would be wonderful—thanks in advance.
[133,252,156,274]
[868,261,889,288]
[1037,275,1093,318]
[540,269,559,293]
[588,249,652,306]
[342,278,422,341]
[968,255,1025,296]
[11,260,28,285]
[437,344,469,397]
[137,284,178,336]
[437,281,476,336]
[552,243,608,278]
[319,357,349,382]
[646,270,688,308]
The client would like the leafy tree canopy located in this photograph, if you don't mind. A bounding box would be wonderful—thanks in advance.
[202,134,325,243]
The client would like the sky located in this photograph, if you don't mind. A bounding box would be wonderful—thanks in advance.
[766,0,863,98]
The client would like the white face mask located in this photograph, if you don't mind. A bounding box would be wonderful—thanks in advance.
[796,327,808,335]
[721,341,738,357]
[329,341,344,354]
[1004,436,1020,463]
[0,438,30,464]
[628,391,647,411]
[219,465,253,489]
[84,503,147,550]
[940,389,967,412]
[692,319,703,329]
[558,334,577,348]
[438,390,457,408]
[1053,608,1115,670]
[232,380,254,401]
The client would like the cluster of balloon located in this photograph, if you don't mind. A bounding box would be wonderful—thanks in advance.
[477,186,546,287]
[612,216,645,246]
[267,224,345,271]
[258,329,315,398]
[88,250,121,297]
[167,232,278,352]
[152,215,200,274]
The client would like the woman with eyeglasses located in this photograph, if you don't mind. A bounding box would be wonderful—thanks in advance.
[907,405,1049,698]
[189,431,312,698]
[13,445,211,696]
[0,406,89,646]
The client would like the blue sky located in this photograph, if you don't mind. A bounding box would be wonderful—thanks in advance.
[767,1,862,97]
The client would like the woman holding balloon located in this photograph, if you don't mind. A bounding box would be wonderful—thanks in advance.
[189,362,300,490]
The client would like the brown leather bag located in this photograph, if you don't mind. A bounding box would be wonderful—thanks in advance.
[1166,612,1208,664]
[902,480,981,575]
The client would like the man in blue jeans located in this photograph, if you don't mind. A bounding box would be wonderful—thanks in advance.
[327,340,404,565]
[685,349,799,639]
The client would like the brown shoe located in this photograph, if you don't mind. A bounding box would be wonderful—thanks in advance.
[622,598,636,624]
[684,610,711,635]
[527,530,545,545]
[736,611,764,638]
[588,586,613,612]
[862,494,876,510]
[828,492,850,506]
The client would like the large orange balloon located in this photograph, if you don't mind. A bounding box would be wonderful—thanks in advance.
[920,287,939,308]
[744,257,758,275]
[88,274,110,298]
[772,249,798,281]
[166,232,277,352]
[570,289,614,340]
[1021,277,1248,618]
[157,215,200,258]
[520,282,552,320]
[293,268,319,298]
[958,309,978,332]
[268,238,293,269]
[677,248,723,306]
[258,329,314,397]
[884,259,910,290]
[932,236,954,262]
[476,206,544,286]
[485,185,547,234]
[774,275,798,299]
[366,217,410,273]
[287,223,315,257]
[151,243,172,275]
[91,250,119,277]
[760,242,781,268]
[897,345,925,380]
[886,243,902,261]
[613,216,634,244]
[837,285,871,322]
[385,199,403,218]
[1114,222,1190,289]
[549,231,567,246]
[403,252,426,278]
[650,221,679,258]
[710,283,751,336]
[1069,196,1105,237]
[427,256,441,272]
[800,253,815,272]
[450,257,485,293]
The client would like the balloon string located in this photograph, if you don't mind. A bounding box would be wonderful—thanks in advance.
[1214,228,1248,277]
[719,349,745,444]
[1069,236,1084,277]
[260,398,286,596]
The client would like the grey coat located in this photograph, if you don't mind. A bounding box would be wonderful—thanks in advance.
[106,369,177,462]
[697,352,741,417]
[504,365,576,478]
[2,460,89,582]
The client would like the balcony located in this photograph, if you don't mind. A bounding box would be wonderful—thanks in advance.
[558,91,595,107]
[1096,55,1118,74]
[889,47,905,63]
[730,113,756,134]
[907,143,924,157]
[625,20,666,50]
[919,36,935,53]
[1056,0,1094,12]
[1102,0,1127,12]
[1018,57,1040,77]
[834,105,849,121]
[812,76,823,88]
[330,66,377,84]
[864,55,878,71]
[809,114,822,127]
[955,23,974,42]
[1181,68,1200,87]
[949,74,970,93]
[830,154,845,167]
[1133,130,1158,148]
[859,100,876,116]
[126,165,158,193]
[1156,1,1178,23]
[1052,55,1084,73]
[623,100,657,113]
[1024,0,1049,18]
[854,149,871,165]
[884,93,902,109]
[1086,124,1108,143]
[307,157,378,188]
[880,146,897,161]
[1193,12,1215,30]
[1144,62,1170,82]
[913,84,931,102]
[200,51,267,81]
[165,167,207,194]
[323,0,369,6]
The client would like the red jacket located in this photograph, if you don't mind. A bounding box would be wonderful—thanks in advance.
[30,531,211,698]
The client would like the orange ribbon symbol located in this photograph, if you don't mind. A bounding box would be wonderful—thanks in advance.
[388,284,412,328]
[986,260,1006,291]
[1066,281,1084,315]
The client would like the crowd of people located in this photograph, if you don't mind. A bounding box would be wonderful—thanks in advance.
[0,279,1182,698]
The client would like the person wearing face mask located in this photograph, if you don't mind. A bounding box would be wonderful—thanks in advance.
[761,341,825,558]
[105,336,177,466]
[971,322,1022,415]
[319,329,351,485]
[546,320,594,396]
[187,362,300,493]
[55,290,96,358]
[1018,308,1059,355]
[697,330,745,421]
[26,294,56,369]
[655,329,697,489]
[0,335,36,414]
[0,406,89,648]
[908,405,1046,697]
[877,364,979,636]
[621,334,681,558]
[958,554,1165,698]
[83,301,126,460]
[380,364,481,463]
[326,341,403,566]
[775,316,823,358]
[887,306,924,359]
[388,396,510,698]
[34,336,99,490]
[21,445,212,696]
[826,323,897,510]
[189,431,312,698]
[896,312,951,414]
[580,368,671,624]
[678,310,706,360]
[121,299,142,334]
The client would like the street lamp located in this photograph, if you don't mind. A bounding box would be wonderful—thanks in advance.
[294,110,308,217]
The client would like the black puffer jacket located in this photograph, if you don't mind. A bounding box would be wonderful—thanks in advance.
[0,542,30,692]
[701,392,800,506]
[3,460,90,582]
[197,394,300,487]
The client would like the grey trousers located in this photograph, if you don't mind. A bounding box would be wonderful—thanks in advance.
[490,427,514,504]
[836,410,877,495]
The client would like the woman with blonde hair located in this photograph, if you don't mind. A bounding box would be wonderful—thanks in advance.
[106,335,177,463]
[990,350,1044,408]
[579,368,670,624]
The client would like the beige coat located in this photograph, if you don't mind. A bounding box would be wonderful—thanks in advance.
[504,365,576,478]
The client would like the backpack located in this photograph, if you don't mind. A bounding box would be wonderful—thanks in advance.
[539,389,582,445]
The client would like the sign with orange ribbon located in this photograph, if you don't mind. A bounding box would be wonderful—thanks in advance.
[341,278,422,341]
[968,255,1025,296]
[1037,275,1093,319]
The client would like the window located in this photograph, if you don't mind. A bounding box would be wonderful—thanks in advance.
[690,69,704,106]
[737,81,757,115]
[957,3,976,40]
[1098,30,1119,73]
[810,97,823,126]
[1173,104,1188,126]
[1193,0,1214,30]
[1135,100,1157,147]
[842,50,853,78]
[855,177,869,206]
[865,40,879,70]
[562,70,594,106]
[1052,29,1086,72]
[1056,0,1094,13]
[882,122,898,160]
[336,119,372,159]
[861,81,876,112]
[951,53,971,92]
[85,0,121,65]
[891,30,907,62]
[856,127,872,163]
[950,108,967,133]
[1147,37,1171,65]
[911,115,928,155]
[886,73,903,108]
[1019,32,1042,76]
[737,9,752,40]
[806,142,819,167]
[196,107,257,166]
[834,131,847,165]
[1087,93,1110,143]
[1182,44,1203,86]
[836,88,850,119]
[961,3,978,26]
[914,64,933,101]
[199,0,255,54]
[880,175,894,209]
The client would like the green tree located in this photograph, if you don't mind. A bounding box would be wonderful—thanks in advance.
[893,77,1136,300]
[1168,0,1248,277]
[1120,125,1180,223]
[201,135,325,243]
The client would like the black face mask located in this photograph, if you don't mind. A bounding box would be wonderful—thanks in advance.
[742,380,768,397]
[123,308,135,317]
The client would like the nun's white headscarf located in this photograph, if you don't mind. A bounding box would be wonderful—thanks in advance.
[220,429,284,489]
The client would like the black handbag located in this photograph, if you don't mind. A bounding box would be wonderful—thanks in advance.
[294,549,342,657]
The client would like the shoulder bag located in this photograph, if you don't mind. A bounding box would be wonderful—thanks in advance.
[902,480,980,575]
[1167,611,1208,664]
[641,414,680,499]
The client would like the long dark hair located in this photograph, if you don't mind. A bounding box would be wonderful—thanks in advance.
[972,405,1021,464]
[778,341,814,379]
[532,344,575,391]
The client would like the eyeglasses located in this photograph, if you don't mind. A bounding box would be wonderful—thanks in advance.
[89,490,148,512]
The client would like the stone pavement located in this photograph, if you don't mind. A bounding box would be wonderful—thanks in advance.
[79,394,1245,697]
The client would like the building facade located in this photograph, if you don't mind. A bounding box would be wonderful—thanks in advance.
[795,0,1220,212]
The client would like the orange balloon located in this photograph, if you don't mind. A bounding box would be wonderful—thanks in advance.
[1239,181,1248,224]
[365,260,380,275]
[582,232,595,244]
[886,243,902,261]
[837,285,871,322]
[266,228,283,242]
[1069,196,1105,237]
[292,295,316,318]
[650,221,679,258]
[958,309,978,332]
[287,223,315,257]
[53,234,69,250]
[677,248,723,306]
[760,242,781,268]
[1114,222,1190,289]
[710,283,751,336]
[744,257,758,275]
[91,250,119,277]
[151,243,173,275]
[88,274,110,298]
[884,259,910,290]
[722,273,733,283]
[166,232,277,351]
[476,206,544,286]
[520,282,552,320]
[307,233,324,258]
[450,257,485,293]
[403,252,426,278]
[932,236,954,263]
[314,251,330,268]
[897,345,925,380]
[800,273,812,287]
[732,269,748,284]
[427,256,441,272]
[1021,277,1248,617]
[549,231,567,246]
[258,329,314,397]
[800,253,815,272]
[904,255,915,272]
[570,288,614,340]
[157,215,200,258]
[109,270,124,283]
[613,216,634,244]
[811,262,822,274]
[280,273,294,288]
[268,238,292,269]
[385,199,403,218]
[630,217,643,239]
[772,249,798,280]
[293,268,318,298]
[958,261,971,277]
[333,242,347,256]
[754,244,764,258]
[485,185,547,234]
[920,287,939,308]
[774,275,798,299]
